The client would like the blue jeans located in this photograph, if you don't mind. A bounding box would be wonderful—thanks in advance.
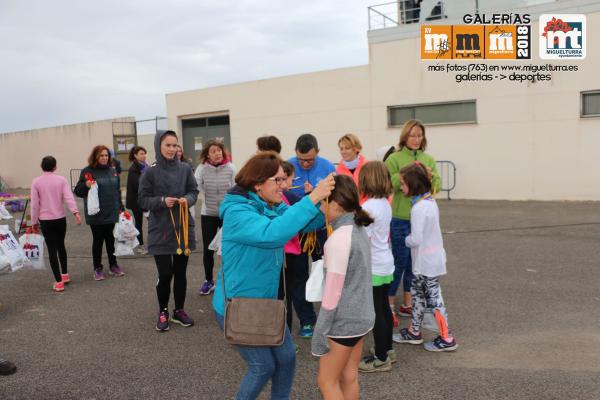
[389,218,413,297]
[215,312,296,400]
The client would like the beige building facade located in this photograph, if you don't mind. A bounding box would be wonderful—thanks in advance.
[0,117,135,189]
[167,0,600,201]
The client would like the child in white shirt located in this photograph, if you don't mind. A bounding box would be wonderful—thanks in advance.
[357,161,397,372]
[392,162,458,352]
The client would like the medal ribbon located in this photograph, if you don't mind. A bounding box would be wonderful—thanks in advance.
[169,206,182,253]
[300,197,333,257]
[179,200,190,255]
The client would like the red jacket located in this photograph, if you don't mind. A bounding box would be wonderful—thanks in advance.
[336,154,367,187]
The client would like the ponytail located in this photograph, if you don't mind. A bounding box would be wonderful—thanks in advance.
[354,206,374,227]
[329,175,374,227]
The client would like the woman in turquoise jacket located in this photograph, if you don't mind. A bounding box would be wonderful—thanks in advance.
[213,151,334,400]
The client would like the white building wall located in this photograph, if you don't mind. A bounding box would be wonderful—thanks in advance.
[166,8,600,201]
[0,117,135,189]
[166,66,373,162]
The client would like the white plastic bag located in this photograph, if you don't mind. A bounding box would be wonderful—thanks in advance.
[87,182,100,216]
[113,212,139,256]
[208,228,222,256]
[0,253,11,274]
[0,202,13,220]
[19,232,46,270]
[305,259,325,302]
[0,225,28,272]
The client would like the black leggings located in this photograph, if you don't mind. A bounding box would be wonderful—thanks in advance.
[131,207,144,245]
[200,215,222,282]
[154,254,189,312]
[278,258,294,330]
[373,284,394,361]
[39,218,67,282]
[90,224,116,270]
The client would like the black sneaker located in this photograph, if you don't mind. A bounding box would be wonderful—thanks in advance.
[172,309,194,327]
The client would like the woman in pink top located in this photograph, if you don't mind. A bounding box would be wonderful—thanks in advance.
[31,156,81,292]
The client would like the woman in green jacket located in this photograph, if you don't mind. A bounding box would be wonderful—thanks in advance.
[384,119,441,325]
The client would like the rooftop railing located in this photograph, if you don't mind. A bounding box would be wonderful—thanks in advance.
[367,0,561,31]
[368,0,448,30]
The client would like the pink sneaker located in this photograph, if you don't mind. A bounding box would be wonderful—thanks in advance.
[61,274,71,284]
[53,281,65,292]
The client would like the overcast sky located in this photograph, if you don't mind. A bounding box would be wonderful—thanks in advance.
[0,0,372,134]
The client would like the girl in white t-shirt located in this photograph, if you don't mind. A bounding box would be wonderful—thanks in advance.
[392,162,458,352]
[357,161,397,372]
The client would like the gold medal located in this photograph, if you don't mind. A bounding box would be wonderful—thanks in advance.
[184,249,192,256]
[176,248,183,255]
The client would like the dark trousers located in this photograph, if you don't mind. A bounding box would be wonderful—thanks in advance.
[39,217,67,282]
[90,224,116,270]
[278,258,294,330]
[373,284,394,361]
[201,215,222,282]
[154,254,189,312]
[389,218,413,296]
[131,207,144,245]
[287,252,316,326]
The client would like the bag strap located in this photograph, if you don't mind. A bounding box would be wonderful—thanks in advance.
[221,250,287,303]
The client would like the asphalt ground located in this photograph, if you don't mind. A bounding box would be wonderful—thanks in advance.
[1,199,599,400]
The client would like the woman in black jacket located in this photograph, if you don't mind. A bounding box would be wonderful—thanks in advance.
[138,131,199,332]
[126,146,148,254]
[74,145,125,281]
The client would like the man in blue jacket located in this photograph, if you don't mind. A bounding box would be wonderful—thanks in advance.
[288,134,336,199]
[287,134,335,338]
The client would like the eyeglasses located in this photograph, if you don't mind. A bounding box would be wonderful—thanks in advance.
[268,176,287,186]
[297,157,315,164]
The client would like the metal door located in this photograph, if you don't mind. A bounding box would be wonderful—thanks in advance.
[181,116,231,169]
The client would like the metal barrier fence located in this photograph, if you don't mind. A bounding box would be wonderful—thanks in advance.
[70,169,81,191]
[436,160,456,200]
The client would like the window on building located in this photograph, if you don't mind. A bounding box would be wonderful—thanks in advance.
[182,118,207,128]
[581,91,600,117]
[388,100,477,127]
[208,115,230,126]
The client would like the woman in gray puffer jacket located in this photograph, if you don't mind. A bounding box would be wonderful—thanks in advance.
[194,139,235,295]
[138,130,199,332]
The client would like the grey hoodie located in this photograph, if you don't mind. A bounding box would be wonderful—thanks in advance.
[138,131,199,255]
